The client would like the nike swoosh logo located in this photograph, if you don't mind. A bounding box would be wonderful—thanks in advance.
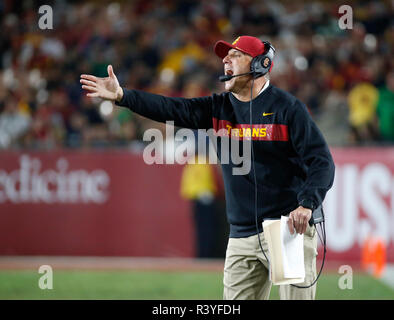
[263,112,274,116]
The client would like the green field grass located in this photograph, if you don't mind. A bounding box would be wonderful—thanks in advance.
[0,270,392,300]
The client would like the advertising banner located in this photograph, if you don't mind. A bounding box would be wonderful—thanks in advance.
[0,151,193,257]
[0,148,393,263]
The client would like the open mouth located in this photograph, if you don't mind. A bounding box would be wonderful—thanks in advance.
[225,69,233,76]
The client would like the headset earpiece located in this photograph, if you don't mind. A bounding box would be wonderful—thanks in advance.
[250,41,275,79]
[251,55,272,78]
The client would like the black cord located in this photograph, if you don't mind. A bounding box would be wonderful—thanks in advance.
[291,220,326,289]
[250,78,270,263]
[249,76,327,289]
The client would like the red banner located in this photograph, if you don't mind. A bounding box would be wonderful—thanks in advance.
[0,148,393,263]
[324,147,394,263]
[0,151,193,257]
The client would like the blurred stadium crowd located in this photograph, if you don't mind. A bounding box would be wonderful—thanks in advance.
[0,0,393,150]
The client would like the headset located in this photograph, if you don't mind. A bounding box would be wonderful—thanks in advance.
[247,40,327,289]
[250,40,276,78]
[219,41,276,83]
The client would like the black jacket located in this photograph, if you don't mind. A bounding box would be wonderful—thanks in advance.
[116,84,335,237]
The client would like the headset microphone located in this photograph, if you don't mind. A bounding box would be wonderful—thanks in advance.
[219,71,253,82]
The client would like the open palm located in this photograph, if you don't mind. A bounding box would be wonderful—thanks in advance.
[80,65,123,101]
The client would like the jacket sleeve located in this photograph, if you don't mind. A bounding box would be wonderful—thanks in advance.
[115,88,213,129]
[288,100,335,209]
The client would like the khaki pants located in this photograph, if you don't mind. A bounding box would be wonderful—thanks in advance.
[223,223,318,300]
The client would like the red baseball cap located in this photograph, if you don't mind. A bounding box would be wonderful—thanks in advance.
[214,35,266,59]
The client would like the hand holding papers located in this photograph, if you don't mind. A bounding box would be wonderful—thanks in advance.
[263,216,305,285]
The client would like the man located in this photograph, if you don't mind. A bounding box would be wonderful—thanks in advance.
[80,35,335,300]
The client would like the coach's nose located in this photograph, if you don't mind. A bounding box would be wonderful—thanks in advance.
[222,54,231,65]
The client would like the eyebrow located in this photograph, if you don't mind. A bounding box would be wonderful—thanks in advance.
[228,49,244,56]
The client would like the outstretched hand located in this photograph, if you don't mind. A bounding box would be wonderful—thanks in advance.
[80,65,123,102]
